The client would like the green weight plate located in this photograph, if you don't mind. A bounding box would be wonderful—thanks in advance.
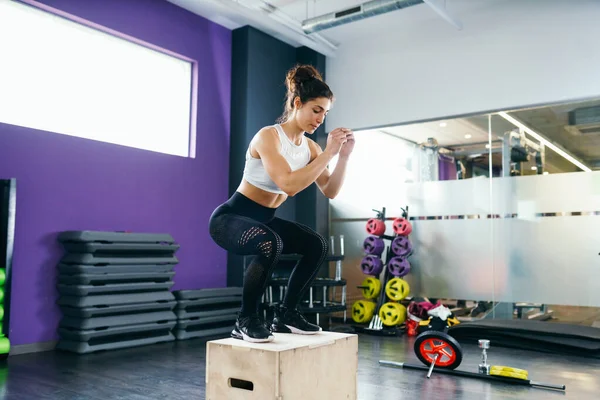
[0,337,10,355]
[0,269,5,286]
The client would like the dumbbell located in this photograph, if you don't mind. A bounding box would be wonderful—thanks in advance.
[478,339,490,375]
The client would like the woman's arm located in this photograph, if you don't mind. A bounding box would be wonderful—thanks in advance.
[253,127,347,196]
[312,136,353,199]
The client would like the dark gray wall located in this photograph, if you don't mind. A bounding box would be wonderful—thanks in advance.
[228,26,330,286]
[294,46,329,241]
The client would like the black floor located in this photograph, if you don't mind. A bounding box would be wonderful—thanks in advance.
[0,331,598,399]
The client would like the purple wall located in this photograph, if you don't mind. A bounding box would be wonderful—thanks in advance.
[0,0,231,346]
[439,154,457,181]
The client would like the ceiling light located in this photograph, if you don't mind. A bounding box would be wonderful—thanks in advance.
[439,122,447,128]
[531,166,537,170]
[464,134,472,139]
[497,112,592,172]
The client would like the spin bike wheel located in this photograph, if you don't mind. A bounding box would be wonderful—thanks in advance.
[414,330,463,370]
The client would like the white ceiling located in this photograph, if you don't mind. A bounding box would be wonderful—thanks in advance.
[166,0,474,56]
[368,98,600,172]
[370,117,490,147]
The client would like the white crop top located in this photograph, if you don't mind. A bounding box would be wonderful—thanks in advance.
[243,124,311,194]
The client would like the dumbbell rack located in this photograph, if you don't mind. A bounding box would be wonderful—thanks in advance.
[352,206,413,336]
[253,235,348,328]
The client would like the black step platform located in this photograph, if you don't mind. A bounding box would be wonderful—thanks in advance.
[58,291,176,308]
[58,231,180,255]
[58,231,177,244]
[57,281,174,296]
[60,299,177,318]
[58,262,176,275]
[60,253,178,267]
[58,271,175,285]
[60,310,177,330]
[173,287,242,300]
[61,242,180,255]
[56,329,175,354]
[175,296,241,320]
[175,314,237,340]
[59,320,177,342]
[172,287,243,341]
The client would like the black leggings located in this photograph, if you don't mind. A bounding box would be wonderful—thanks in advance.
[208,192,329,316]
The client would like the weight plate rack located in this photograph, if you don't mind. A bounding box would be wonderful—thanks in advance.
[172,288,241,340]
[55,231,179,354]
[353,206,414,335]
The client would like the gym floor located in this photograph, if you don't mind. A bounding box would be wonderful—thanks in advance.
[1,333,598,399]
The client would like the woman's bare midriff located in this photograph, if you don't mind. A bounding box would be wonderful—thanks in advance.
[236,179,288,209]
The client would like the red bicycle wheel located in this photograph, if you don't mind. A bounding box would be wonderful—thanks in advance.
[414,330,463,370]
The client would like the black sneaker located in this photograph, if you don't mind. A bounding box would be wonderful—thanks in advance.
[271,306,322,335]
[231,313,274,343]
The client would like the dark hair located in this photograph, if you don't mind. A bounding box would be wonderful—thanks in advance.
[278,64,334,123]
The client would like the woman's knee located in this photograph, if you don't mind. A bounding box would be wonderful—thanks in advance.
[315,232,329,256]
[301,231,329,259]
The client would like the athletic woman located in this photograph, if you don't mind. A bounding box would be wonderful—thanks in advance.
[208,64,355,342]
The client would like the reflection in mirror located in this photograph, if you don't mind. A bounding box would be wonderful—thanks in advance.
[329,97,600,339]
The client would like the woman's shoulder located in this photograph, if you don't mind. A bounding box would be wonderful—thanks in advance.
[250,125,281,149]
[257,124,278,135]
[254,125,279,141]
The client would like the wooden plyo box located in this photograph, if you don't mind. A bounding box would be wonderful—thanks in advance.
[206,331,358,400]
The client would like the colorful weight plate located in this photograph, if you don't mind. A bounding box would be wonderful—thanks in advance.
[378,302,407,326]
[385,277,410,301]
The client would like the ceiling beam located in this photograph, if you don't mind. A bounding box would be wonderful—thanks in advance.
[166,0,338,56]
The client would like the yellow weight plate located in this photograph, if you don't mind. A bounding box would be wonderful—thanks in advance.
[352,300,375,324]
[385,277,410,301]
[490,370,528,380]
[361,277,381,299]
[490,365,529,378]
[378,302,407,326]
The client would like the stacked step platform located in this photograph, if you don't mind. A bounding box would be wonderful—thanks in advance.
[172,287,242,340]
[55,231,179,354]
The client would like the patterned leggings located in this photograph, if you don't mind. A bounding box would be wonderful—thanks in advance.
[209,192,328,316]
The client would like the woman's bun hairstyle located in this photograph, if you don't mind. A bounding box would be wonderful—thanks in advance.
[279,64,334,123]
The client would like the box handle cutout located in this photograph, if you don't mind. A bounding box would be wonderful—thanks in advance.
[229,377,254,391]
